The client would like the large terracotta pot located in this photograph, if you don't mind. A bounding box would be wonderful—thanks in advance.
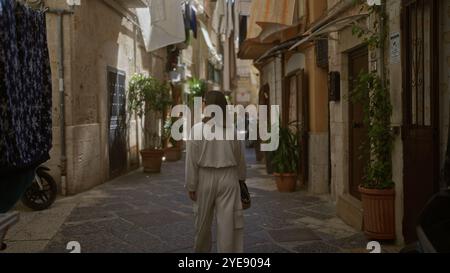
[359,186,396,240]
[140,149,164,173]
[274,173,297,193]
[164,147,182,162]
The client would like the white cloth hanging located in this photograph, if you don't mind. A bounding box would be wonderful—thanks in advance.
[212,0,225,34]
[226,0,234,38]
[136,0,186,52]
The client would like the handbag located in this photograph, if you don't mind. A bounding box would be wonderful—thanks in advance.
[239,180,251,210]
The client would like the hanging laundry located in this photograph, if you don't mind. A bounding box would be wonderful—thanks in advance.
[226,0,234,38]
[190,5,197,39]
[0,0,53,173]
[212,0,225,34]
[136,0,186,52]
[183,2,191,43]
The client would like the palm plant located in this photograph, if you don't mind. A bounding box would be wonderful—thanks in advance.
[271,122,300,174]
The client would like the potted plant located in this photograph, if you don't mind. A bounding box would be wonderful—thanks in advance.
[271,123,300,193]
[351,71,395,240]
[350,1,396,240]
[128,74,172,173]
[163,118,182,162]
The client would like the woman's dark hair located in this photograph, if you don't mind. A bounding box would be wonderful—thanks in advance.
[203,91,228,126]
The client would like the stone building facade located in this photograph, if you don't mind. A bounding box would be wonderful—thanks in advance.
[44,0,167,195]
[327,0,450,244]
[240,0,331,193]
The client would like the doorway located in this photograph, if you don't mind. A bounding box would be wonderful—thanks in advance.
[284,70,309,186]
[107,67,128,179]
[348,46,369,200]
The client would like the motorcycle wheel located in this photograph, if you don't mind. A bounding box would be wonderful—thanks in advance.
[21,171,57,211]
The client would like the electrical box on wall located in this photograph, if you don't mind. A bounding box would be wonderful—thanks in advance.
[329,71,340,102]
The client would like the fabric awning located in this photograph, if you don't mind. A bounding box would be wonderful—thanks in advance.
[199,21,223,69]
[237,38,274,60]
[289,13,369,51]
[237,0,299,60]
[247,0,296,40]
[238,20,302,60]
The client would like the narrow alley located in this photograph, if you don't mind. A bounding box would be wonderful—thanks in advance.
[4,150,371,253]
[2,0,449,257]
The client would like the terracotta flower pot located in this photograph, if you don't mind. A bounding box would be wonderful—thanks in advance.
[140,149,164,173]
[359,186,396,241]
[164,147,182,162]
[274,173,297,193]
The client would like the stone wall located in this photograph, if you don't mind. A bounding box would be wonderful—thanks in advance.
[46,0,160,195]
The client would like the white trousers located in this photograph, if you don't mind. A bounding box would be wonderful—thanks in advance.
[193,167,244,253]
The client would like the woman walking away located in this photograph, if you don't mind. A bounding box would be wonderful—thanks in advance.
[185,91,247,253]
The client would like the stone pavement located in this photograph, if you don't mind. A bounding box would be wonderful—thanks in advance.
[4,149,376,253]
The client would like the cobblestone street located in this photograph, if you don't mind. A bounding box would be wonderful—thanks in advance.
[5,149,372,253]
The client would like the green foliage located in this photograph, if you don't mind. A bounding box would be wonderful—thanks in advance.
[128,73,172,118]
[350,71,394,189]
[350,0,386,50]
[271,122,300,174]
[349,0,394,189]
[163,117,179,148]
[187,78,207,105]
[128,74,172,149]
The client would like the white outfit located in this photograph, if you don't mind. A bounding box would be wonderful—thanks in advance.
[186,123,247,253]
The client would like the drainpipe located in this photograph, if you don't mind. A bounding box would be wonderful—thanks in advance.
[47,8,74,196]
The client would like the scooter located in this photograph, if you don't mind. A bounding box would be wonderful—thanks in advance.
[21,166,58,211]
[401,189,450,253]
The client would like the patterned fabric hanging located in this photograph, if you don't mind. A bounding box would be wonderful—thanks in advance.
[0,0,52,172]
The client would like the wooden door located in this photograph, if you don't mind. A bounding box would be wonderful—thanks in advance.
[108,68,127,179]
[349,47,369,200]
[402,0,440,243]
[284,70,309,185]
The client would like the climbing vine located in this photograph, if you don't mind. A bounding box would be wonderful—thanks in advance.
[349,0,395,189]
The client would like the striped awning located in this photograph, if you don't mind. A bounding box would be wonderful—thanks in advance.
[238,0,298,60]
[247,0,296,40]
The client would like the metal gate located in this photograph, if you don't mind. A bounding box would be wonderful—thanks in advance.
[108,68,127,179]
[402,0,440,243]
